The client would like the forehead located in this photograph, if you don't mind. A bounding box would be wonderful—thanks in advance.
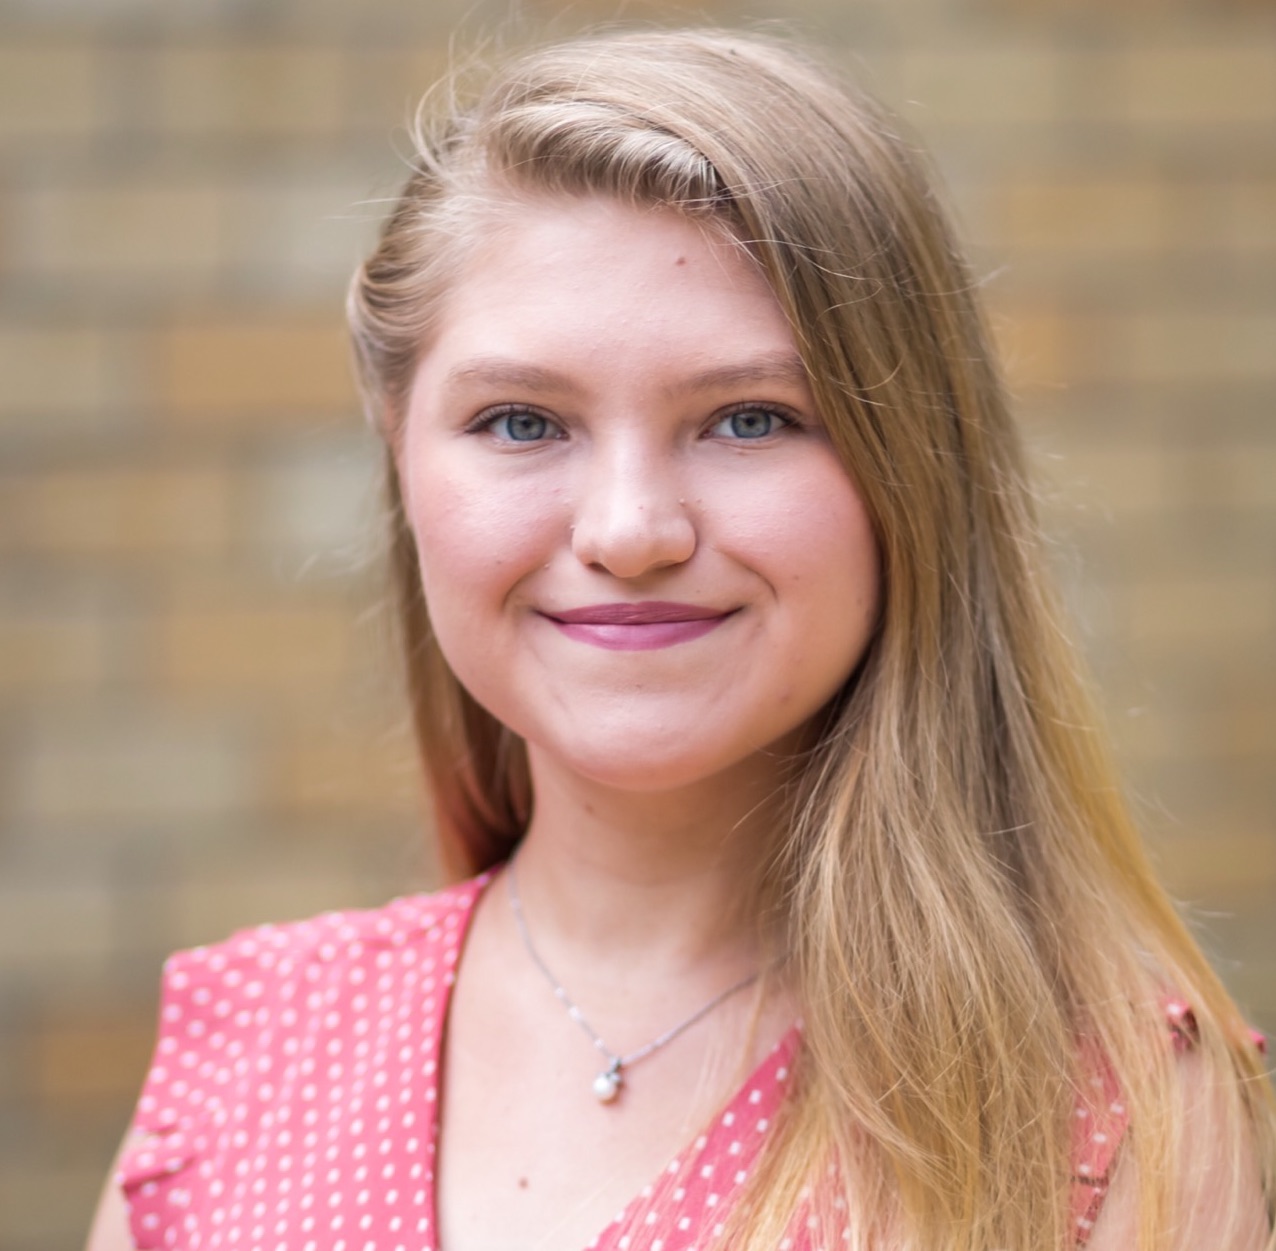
[460,192,748,274]
[420,195,798,374]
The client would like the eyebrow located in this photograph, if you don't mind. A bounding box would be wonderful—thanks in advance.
[663,352,811,398]
[442,350,811,399]
[444,358,577,393]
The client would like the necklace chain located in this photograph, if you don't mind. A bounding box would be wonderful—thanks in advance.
[506,860,760,1103]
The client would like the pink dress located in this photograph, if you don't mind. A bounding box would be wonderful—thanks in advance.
[119,876,1143,1250]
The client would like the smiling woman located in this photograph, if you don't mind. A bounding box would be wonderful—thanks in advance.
[88,26,1274,1251]
[400,198,878,795]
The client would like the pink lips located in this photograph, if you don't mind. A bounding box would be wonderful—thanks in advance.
[543,601,732,651]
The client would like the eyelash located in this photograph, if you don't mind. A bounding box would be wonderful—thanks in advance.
[464,402,801,443]
[465,404,564,442]
[707,403,798,441]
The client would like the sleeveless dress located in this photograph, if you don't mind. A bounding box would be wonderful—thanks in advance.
[117,875,1161,1250]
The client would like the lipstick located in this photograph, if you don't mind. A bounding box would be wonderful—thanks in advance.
[542,601,732,651]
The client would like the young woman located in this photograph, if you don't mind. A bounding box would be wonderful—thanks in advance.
[90,27,1275,1251]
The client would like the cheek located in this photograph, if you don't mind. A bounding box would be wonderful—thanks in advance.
[400,460,558,621]
[734,458,881,719]
[720,457,880,619]
[820,494,880,622]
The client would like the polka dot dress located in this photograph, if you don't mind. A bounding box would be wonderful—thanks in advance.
[118,877,800,1251]
[120,882,477,1251]
[119,875,1170,1250]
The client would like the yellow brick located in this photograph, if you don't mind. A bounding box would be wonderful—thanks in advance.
[0,327,127,418]
[1068,312,1276,384]
[1156,444,1276,511]
[898,45,1061,125]
[1123,578,1274,643]
[14,716,253,821]
[0,43,100,136]
[0,1165,109,1244]
[1126,313,1276,382]
[269,729,420,817]
[345,48,450,129]
[0,616,106,690]
[1226,447,1276,509]
[1224,180,1276,251]
[156,602,355,693]
[1112,707,1183,764]
[4,467,234,556]
[999,181,1167,252]
[1118,699,1276,764]
[1213,704,1276,758]
[1158,832,1276,899]
[1059,315,1129,383]
[171,871,373,950]
[223,181,373,293]
[1229,966,1276,1040]
[986,303,1068,391]
[520,0,733,24]
[158,319,356,418]
[154,45,346,135]
[35,1016,154,1102]
[1050,446,1170,516]
[249,439,381,555]
[14,184,223,278]
[1124,45,1276,123]
[0,882,113,971]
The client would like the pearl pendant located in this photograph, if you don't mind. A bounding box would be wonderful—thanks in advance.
[593,1064,622,1103]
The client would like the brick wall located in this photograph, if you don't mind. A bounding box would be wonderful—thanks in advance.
[1,2,1272,1246]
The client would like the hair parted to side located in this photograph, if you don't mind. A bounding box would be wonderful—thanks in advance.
[348,27,1276,1251]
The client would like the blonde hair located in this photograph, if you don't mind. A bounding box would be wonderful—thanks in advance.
[348,28,1276,1251]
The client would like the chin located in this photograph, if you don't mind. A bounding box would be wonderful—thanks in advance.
[533,723,794,795]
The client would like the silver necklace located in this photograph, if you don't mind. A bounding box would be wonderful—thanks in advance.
[506,861,760,1104]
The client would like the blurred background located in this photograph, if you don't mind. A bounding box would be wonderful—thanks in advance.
[0,0,1272,1246]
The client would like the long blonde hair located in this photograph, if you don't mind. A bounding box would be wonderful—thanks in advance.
[347,28,1276,1251]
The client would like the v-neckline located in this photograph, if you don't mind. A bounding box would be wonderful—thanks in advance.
[422,872,802,1251]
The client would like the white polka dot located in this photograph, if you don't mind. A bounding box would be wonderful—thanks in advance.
[123,885,767,1247]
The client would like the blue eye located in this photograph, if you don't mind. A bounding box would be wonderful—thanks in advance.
[712,407,788,439]
[499,411,550,441]
[475,408,560,442]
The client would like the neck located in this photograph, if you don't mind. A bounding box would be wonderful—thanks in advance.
[508,746,792,981]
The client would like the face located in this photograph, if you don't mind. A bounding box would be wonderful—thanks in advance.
[399,196,880,793]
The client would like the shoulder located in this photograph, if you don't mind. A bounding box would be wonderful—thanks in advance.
[1083,1002,1271,1251]
[131,877,485,1135]
[175,876,482,964]
[159,877,483,1003]
[114,878,488,1246]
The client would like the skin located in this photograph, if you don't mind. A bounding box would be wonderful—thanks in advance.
[84,196,1269,1250]
[400,199,880,803]
[399,196,879,1250]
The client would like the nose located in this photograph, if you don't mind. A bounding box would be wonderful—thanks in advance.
[570,442,696,578]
